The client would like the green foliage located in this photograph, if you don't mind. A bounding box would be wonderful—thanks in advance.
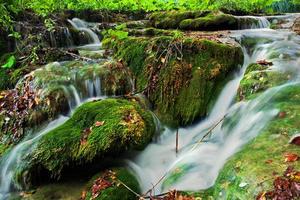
[1,55,16,69]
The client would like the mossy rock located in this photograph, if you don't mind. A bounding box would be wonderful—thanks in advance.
[238,63,291,101]
[83,168,140,200]
[179,13,239,31]
[0,60,134,145]
[149,11,259,31]
[17,98,155,183]
[149,10,210,29]
[212,84,300,199]
[106,35,243,126]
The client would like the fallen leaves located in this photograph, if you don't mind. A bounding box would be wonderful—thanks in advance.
[80,171,115,200]
[257,166,300,200]
[278,111,287,119]
[80,127,92,146]
[95,121,105,127]
[91,177,112,199]
[284,153,299,163]
[0,75,40,141]
[256,59,273,66]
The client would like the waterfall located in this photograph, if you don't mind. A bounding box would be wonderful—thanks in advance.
[0,18,105,200]
[237,16,270,29]
[68,18,101,50]
[127,16,300,194]
[0,116,69,200]
[1,13,300,199]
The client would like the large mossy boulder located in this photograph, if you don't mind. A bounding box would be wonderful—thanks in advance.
[105,35,243,126]
[0,60,133,145]
[149,11,259,31]
[18,98,155,183]
[82,168,140,200]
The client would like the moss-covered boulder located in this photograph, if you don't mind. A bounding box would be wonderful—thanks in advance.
[82,168,140,200]
[105,35,243,126]
[149,10,210,29]
[17,98,155,184]
[149,11,259,31]
[0,60,134,146]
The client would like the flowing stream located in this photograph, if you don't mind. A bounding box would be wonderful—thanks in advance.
[0,14,300,199]
[128,16,300,194]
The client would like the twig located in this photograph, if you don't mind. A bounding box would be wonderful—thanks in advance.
[58,49,93,61]
[190,114,227,151]
[176,129,179,154]
[112,173,142,198]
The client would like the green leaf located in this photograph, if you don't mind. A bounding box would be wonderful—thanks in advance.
[2,55,16,69]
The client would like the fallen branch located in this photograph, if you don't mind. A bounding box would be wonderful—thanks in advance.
[59,49,94,61]
[190,114,227,151]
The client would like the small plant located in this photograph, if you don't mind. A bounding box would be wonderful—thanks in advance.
[44,18,55,32]
[1,55,16,69]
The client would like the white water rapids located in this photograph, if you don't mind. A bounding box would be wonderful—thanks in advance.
[0,14,300,199]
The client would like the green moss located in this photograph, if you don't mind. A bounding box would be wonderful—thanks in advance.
[108,35,243,126]
[149,10,210,29]
[238,64,291,101]
[212,84,300,199]
[0,68,12,90]
[84,168,140,200]
[21,98,155,179]
[245,63,267,74]
[179,13,239,31]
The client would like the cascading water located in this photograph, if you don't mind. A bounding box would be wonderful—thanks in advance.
[127,15,300,194]
[237,16,270,29]
[0,19,107,200]
[1,13,300,200]
[68,18,101,50]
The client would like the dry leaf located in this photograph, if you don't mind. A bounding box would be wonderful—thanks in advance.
[95,121,105,127]
[284,153,299,162]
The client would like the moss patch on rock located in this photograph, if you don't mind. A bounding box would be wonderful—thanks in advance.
[82,168,140,200]
[19,98,155,181]
[105,35,243,126]
[238,63,291,101]
[149,11,259,31]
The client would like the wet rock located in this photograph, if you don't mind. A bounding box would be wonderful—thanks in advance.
[292,17,300,34]
[238,63,291,101]
[149,11,260,31]
[0,60,134,145]
[17,98,155,183]
[105,34,243,126]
